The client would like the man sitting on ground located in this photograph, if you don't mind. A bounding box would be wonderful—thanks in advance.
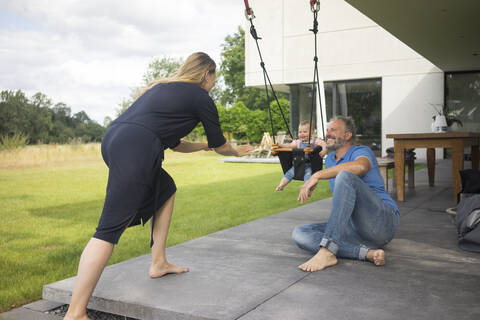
[293,116,400,271]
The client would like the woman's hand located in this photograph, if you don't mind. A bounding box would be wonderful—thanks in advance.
[214,142,254,156]
[298,175,319,203]
[235,144,255,157]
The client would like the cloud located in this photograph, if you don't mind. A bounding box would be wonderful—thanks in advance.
[0,0,246,123]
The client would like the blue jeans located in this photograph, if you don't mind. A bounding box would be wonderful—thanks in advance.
[292,171,399,260]
[284,164,312,182]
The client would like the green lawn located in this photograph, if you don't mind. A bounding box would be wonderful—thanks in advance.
[0,151,332,312]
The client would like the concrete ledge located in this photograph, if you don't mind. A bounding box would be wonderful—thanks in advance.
[217,157,279,164]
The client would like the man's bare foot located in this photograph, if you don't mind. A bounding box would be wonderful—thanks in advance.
[149,261,189,278]
[366,249,385,266]
[298,247,338,272]
[275,185,284,191]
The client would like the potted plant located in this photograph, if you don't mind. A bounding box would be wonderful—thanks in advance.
[429,103,463,132]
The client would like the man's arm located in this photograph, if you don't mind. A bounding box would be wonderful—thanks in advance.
[298,156,371,203]
[313,156,371,180]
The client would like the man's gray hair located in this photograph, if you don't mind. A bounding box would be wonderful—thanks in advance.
[331,115,356,142]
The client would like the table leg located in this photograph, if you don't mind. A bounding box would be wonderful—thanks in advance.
[472,144,479,170]
[452,141,464,203]
[379,167,388,191]
[407,159,415,189]
[427,148,435,187]
[394,143,405,202]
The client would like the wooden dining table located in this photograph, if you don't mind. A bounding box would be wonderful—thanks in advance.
[386,132,480,203]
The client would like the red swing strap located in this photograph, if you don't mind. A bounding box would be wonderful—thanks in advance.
[310,0,320,13]
[242,0,294,144]
[244,0,255,20]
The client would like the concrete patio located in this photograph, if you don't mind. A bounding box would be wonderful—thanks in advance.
[4,159,479,320]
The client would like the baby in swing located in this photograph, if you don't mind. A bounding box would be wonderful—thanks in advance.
[276,120,327,191]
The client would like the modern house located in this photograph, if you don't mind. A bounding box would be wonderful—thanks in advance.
[244,0,480,159]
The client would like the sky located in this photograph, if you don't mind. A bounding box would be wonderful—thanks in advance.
[0,0,246,124]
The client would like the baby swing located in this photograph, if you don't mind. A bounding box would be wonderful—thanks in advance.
[243,0,325,181]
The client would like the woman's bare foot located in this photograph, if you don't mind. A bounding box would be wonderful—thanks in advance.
[275,185,284,191]
[366,249,385,266]
[298,247,338,272]
[149,261,189,278]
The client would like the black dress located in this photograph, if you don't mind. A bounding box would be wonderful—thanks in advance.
[94,82,226,245]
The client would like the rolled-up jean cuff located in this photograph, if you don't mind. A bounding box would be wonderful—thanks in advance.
[319,237,339,255]
[359,246,369,260]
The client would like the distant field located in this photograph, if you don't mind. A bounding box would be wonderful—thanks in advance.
[0,145,332,312]
[0,143,102,169]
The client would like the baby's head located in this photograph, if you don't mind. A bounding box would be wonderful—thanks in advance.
[298,121,315,142]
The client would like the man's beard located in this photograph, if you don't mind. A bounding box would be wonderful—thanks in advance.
[326,136,346,152]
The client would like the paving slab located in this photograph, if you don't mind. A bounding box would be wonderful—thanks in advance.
[238,257,480,320]
[0,307,62,320]
[44,235,311,320]
[218,157,279,164]
[23,300,64,313]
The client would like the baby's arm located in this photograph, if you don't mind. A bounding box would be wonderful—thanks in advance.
[290,139,300,149]
[276,139,299,148]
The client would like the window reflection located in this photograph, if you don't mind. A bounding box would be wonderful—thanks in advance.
[289,79,382,154]
[325,79,382,155]
[445,72,480,133]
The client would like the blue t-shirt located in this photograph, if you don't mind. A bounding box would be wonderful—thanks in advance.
[325,145,399,214]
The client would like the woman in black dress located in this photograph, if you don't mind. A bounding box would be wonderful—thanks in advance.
[64,52,253,320]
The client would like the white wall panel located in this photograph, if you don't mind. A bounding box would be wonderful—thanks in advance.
[382,72,445,159]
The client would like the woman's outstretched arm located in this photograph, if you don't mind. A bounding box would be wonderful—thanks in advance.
[173,140,254,156]
[172,140,210,153]
[214,142,254,157]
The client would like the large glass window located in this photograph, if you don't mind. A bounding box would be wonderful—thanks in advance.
[288,83,317,138]
[445,71,480,133]
[289,79,382,154]
[325,79,382,155]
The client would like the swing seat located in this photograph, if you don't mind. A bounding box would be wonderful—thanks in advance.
[277,146,323,181]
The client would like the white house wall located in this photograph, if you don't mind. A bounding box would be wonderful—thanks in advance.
[245,0,444,159]
[383,72,444,160]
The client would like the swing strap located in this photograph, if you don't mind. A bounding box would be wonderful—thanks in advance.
[307,0,325,144]
[243,0,293,143]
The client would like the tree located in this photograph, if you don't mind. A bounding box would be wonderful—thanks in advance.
[103,116,113,128]
[142,56,184,85]
[27,98,52,143]
[52,102,72,125]
[116,56,184,116]
[0,90,31,137]
[219,26,288,110]
[31,92,53,109]
[0,90,104,144]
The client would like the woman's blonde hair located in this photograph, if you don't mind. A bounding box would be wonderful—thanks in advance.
[140,52,216,96]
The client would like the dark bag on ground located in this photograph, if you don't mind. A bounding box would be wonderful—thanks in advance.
[457,169,480,202]
[455,194,480,253]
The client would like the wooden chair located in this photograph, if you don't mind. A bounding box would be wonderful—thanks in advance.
[251,132,274,158]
